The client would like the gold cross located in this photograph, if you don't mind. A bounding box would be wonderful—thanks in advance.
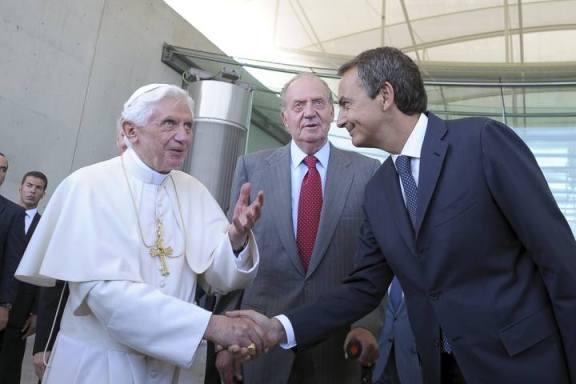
[150,219,173,276]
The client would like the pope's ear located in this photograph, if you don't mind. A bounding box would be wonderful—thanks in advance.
[122,121,138,144]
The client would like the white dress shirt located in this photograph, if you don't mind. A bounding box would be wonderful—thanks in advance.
[24,208,38,234]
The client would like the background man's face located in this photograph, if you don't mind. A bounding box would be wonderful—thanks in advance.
[282,76,334,151]
[0,156,7,186]
[20,176,46,209]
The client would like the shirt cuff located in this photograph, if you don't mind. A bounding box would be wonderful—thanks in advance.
[234,248,251,270]
[232,234,254,271]
[274,314,296,349]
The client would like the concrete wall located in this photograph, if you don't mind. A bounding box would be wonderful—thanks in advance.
[0,0,280,206]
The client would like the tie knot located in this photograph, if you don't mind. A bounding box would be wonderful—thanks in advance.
[303,155,318,169]
[396,155,411,176]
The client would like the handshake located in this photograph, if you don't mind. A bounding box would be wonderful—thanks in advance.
[204,309,286,359]
[204,310,286,383]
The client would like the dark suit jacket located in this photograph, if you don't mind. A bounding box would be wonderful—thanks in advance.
[33,280,68,354]
[8,213,41,328]
[287,113,576,384]
[0,212,40,383]
[374,291,422,384]
[0,195,25,305]
[223,144,380,384]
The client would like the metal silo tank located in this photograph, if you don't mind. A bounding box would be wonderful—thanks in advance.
[183,80,252,211]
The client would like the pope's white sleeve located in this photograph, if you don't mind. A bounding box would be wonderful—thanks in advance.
[200,231,259,295]
[75,280,212,368]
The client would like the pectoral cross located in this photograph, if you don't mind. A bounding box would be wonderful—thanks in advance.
[150,219,173,277]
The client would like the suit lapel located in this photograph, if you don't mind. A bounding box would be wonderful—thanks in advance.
[267,145,304,275]
[26,213,41,242]
[381,158,417,254]
[415,113,448,237]
[307,146,354,277]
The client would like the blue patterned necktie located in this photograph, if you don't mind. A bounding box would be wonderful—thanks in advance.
[395,155,452,353]
[395,155,417,227]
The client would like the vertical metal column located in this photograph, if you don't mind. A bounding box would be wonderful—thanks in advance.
[183,80,253,211]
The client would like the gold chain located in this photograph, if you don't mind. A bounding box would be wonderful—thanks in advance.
[121,155,187,256]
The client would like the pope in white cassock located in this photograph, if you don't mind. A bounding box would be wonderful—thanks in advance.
[15,84,265,384]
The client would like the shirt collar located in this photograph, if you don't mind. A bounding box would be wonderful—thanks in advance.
[25,208,38,218]
[123,146,169,185]
[392,113,428,163]
[290,140,330,170]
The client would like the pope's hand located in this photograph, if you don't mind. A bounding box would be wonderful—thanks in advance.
[229,183,264,251]
[215,349,244,384]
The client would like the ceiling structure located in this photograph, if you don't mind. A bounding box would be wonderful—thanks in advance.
[163,0,576,230]
[165,0,576,79]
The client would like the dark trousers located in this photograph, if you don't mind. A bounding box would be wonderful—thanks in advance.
[0,327,27,383]
[441,353,466,384]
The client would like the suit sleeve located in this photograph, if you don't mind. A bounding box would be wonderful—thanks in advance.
[33,281,68,354]
[287,207,392,348]
[350,159,385,335]
[481,119,576,379]
[0,208,25,303]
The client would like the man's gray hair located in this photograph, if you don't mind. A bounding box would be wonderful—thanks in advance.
[279,73,333,112]
[117,84,195,138]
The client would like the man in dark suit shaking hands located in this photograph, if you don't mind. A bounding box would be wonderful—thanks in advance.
[232,47,576,384]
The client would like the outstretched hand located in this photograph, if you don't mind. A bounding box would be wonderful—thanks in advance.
[229,183,264,250]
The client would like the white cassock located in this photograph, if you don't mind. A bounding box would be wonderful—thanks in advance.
[16,147,259,384]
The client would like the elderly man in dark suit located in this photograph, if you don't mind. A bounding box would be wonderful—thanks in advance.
[231,47,576,384]
[0,170,48,382]
[0,153,27,375]
[216,73,381,384]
